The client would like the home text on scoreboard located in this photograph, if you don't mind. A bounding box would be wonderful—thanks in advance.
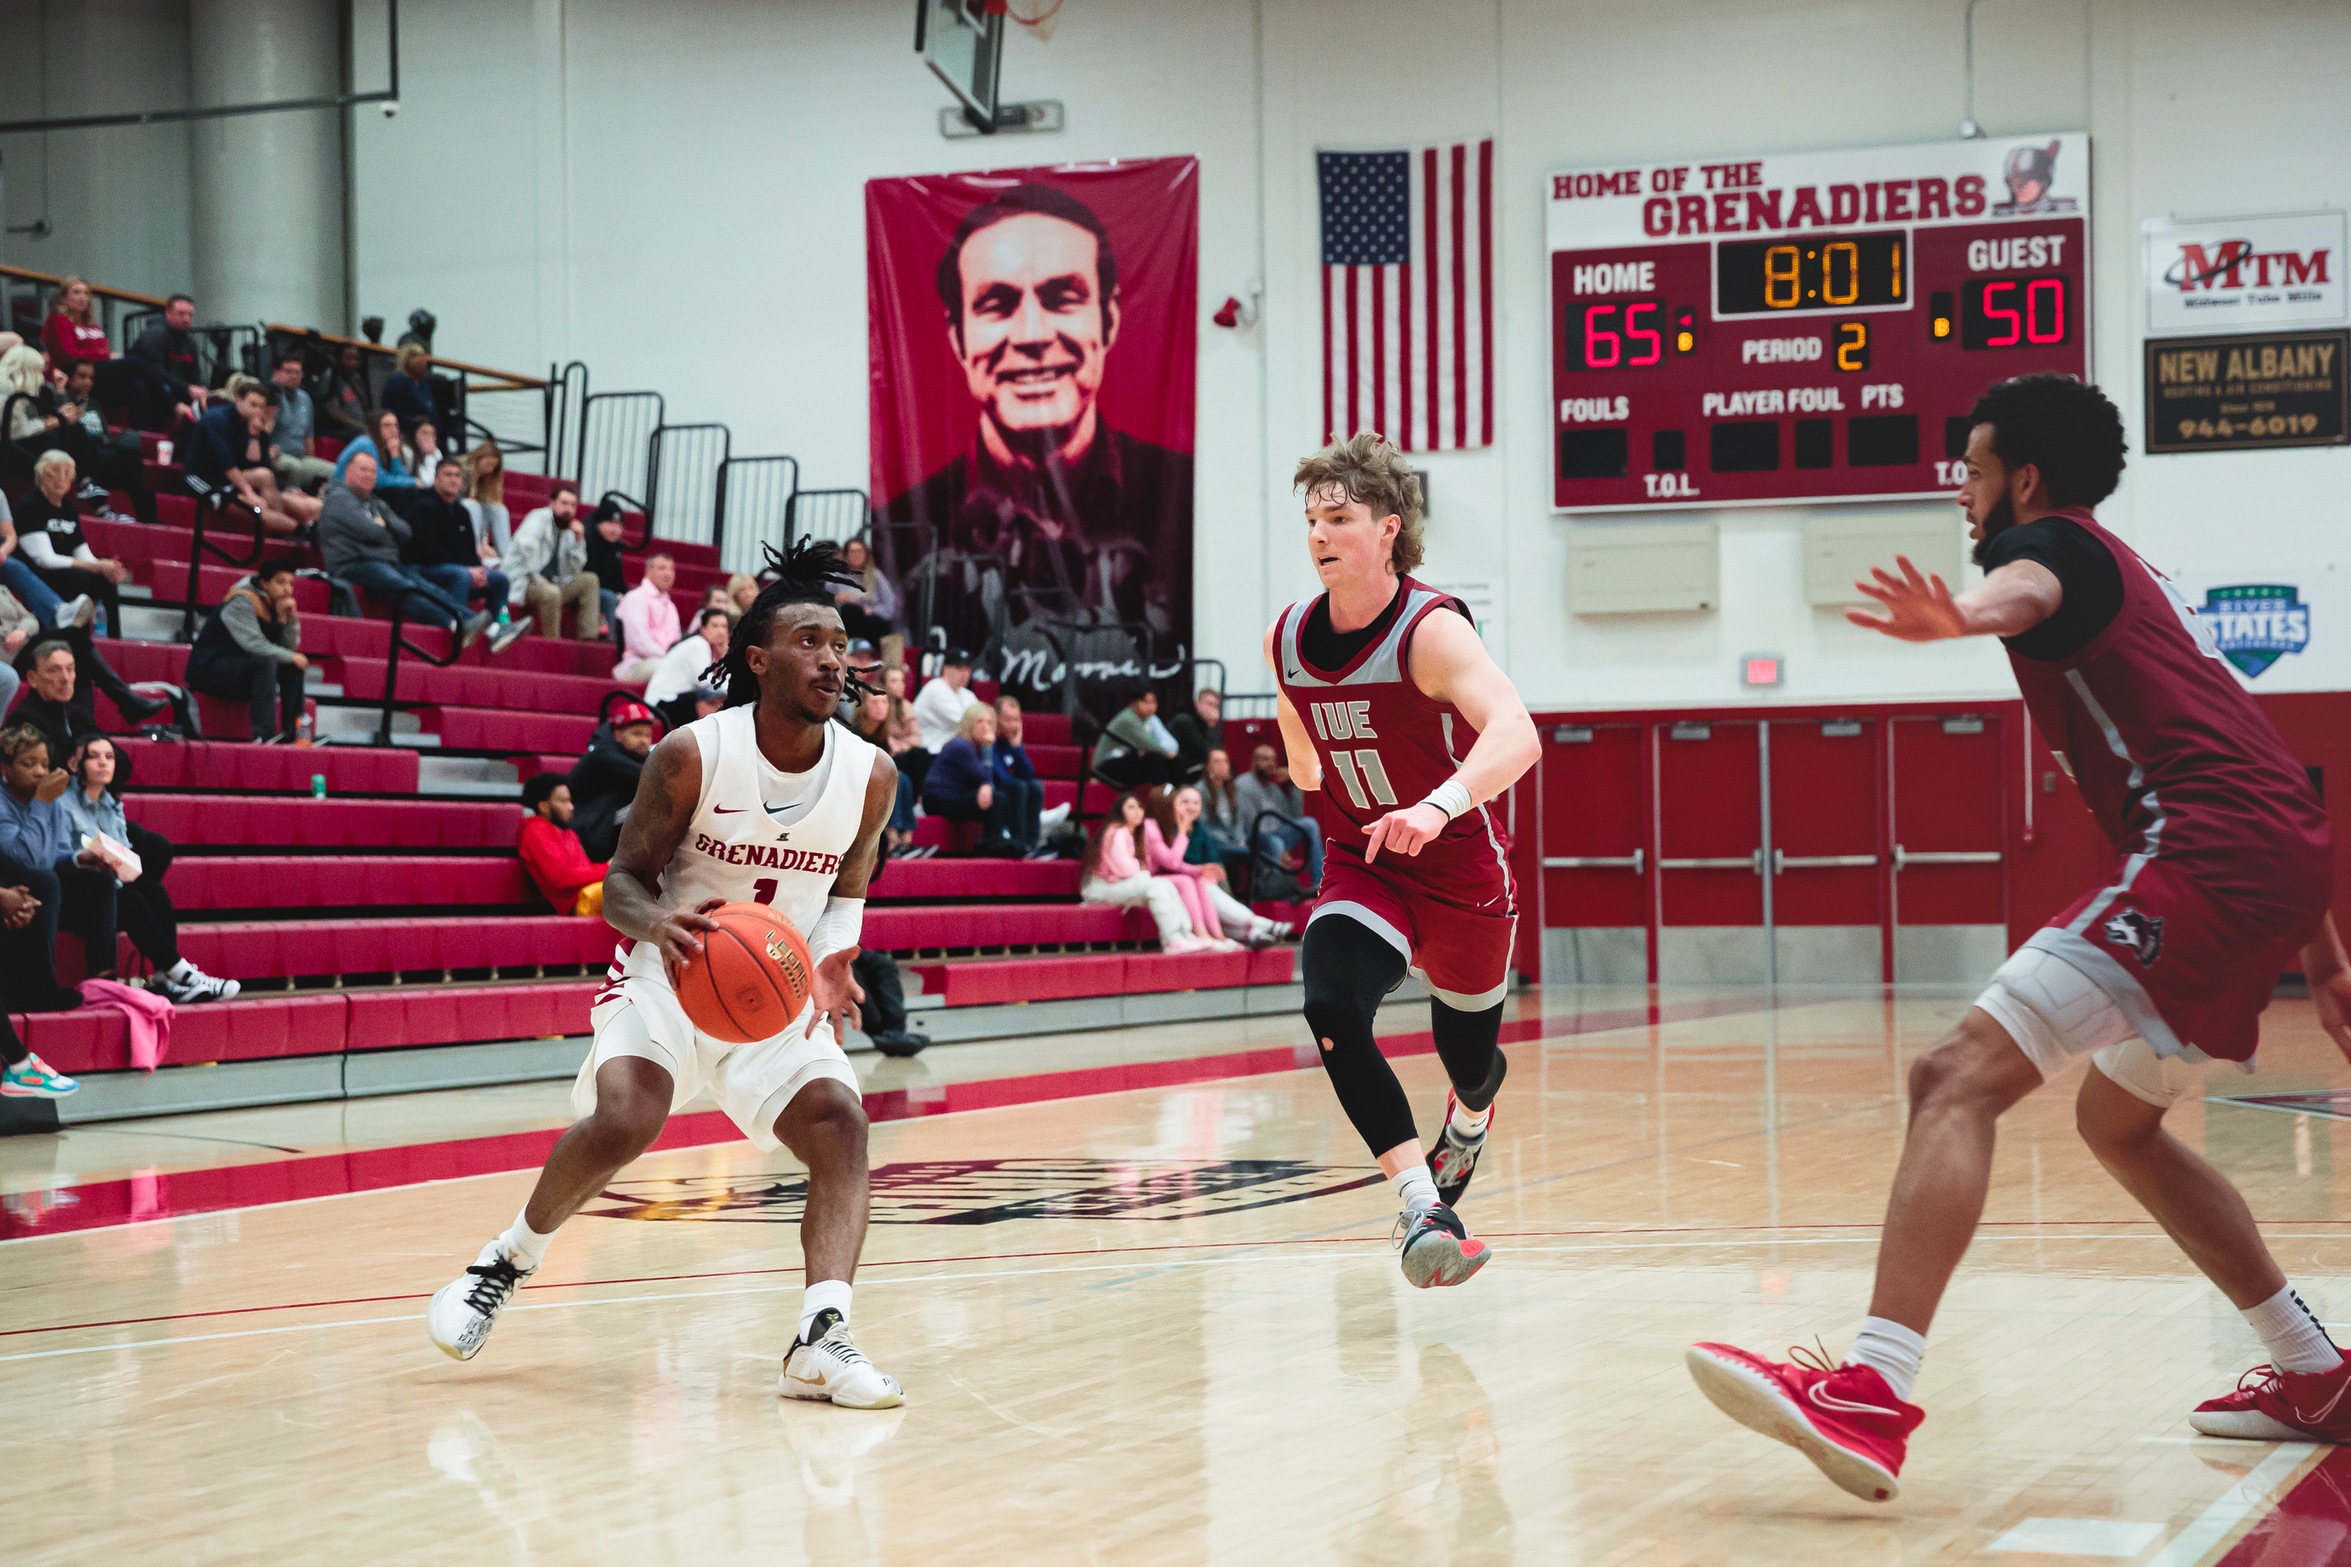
[1546,135,2091,511]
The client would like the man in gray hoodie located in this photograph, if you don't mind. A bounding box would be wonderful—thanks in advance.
[317,451,486,641]
[184,559,307,741]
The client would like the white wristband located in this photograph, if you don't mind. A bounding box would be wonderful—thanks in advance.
[807,897,865,964]
[1421,778,1473,822]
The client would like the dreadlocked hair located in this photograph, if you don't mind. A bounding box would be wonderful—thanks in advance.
[709,535,865,707]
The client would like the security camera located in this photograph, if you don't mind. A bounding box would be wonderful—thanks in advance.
[381,100,400,119]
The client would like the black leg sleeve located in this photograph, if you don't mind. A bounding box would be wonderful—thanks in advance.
[1430,998,1508,1111]
[1300,914,1418,1159]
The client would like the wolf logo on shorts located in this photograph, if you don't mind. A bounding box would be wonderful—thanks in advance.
[2101,908,2165,967]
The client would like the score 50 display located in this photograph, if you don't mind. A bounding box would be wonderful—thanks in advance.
[1546,134,2090,510]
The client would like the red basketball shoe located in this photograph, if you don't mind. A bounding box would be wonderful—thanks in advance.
[2192,1358,2351,1443]
[1685,1342,1924,1502]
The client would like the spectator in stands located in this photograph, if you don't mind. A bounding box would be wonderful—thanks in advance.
[0,982,76,1097]
[41,277,111,374]
[568,700,658,860]
[318,452,492,643]
[1236,742,1322,890]
[1091,685,1180,789]
[614,551,681,682]
[268,349,335,492]
[189,377,322,536]
[461,439,513,556]
[834,536,898,646]
[0,589,31,716]
[1151,784,1287,947]
[1193,746,1251,881]
[586,501,628,633]
[63,734,237,1001]
[913,648,981,752]
[517,771,607,916]
[405,458,525,651]
[185,558,306,743]
[0,490,88,633]
[54,359,158,522]
[314,341,372,442]
[0,724,94,1017]
[850,687,919,857]
[15,452,130,638]
[645,607,729,731]
[331,409,418,496]
[502,481,602,641]
[984,696,1047,855]
[125,293,209,429]
[1167,687,1223,780]
[14,636,170,751]
[380,343,436,436]
[835,638,883,725]
[1079,791,1205,953]
[878,663,929,814]
[409,419,445,485]
[726,572,759,621]
[923,704,1030,856]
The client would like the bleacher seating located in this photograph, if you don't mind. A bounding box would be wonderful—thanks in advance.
[0,426,1299,1104]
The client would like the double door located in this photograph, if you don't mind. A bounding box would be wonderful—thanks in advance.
[1536,710,2009,986]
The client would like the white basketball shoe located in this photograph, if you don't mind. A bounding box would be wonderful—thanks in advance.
[427,1240,535,1361]
[780,1308,904,1409]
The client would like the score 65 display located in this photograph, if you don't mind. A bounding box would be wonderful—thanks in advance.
[1546,134,2090,510]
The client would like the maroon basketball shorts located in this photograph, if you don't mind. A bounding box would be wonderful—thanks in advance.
[1994,854,2316,1071]
[1310,849,1517,1010]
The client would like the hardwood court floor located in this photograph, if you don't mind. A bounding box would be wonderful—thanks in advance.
[6,986,2351,1565]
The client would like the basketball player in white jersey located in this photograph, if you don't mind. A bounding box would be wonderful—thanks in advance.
[427,540,904,1409]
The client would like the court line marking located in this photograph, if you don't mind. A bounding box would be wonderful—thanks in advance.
[2141,1441,2316,1566]
[13,1232,2351,1365]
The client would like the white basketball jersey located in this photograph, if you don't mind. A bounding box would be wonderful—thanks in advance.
[617,707,878,982]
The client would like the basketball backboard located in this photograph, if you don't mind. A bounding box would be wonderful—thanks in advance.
[914,0,1004,131]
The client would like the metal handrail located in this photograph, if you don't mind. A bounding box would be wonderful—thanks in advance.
[174,478,272,643]
[373,589,477,747]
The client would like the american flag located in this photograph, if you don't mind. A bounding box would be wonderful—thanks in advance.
[1317,140,1494,452]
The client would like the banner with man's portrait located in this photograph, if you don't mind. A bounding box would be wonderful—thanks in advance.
[866,156,1198,714]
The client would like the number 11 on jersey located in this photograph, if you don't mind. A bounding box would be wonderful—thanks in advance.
[1309,699,1397,812]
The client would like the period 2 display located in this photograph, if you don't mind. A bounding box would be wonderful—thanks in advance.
[1546,134,2090,510]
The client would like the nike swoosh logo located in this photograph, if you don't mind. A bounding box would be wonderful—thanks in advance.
[2293,1378,2350,1426]
[1808,1384,1897,1418]
[713,805,748,814]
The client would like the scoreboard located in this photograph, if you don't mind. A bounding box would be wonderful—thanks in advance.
[1547,134,2091,511]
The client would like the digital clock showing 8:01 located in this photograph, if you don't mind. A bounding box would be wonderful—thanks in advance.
[1716,232,1906,315]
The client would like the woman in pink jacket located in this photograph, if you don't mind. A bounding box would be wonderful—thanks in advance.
[1142,786,1290,949]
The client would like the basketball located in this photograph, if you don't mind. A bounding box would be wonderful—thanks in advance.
[667,902,815,1044]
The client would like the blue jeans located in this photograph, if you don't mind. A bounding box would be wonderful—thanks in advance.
[339,559,471,630]
[416,564,509,616]
[889,770,917,832]
[598,587,619,629]
[0,558,65,629]
[1259,816,1324,884]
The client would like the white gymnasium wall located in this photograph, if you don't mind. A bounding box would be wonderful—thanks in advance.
[9,0,2349,709]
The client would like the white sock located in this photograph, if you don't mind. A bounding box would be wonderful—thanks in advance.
[167,958,196,980]
[1391,1165,1440,1212]
[800,1278,853,1340]
[1845,1316,1927,1402]
[1448,1098,1492,1139]
[496,1207,554,1272]
[2246,1285,2343,1374]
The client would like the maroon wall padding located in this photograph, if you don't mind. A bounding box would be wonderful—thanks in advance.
[906,945,1289,1007]
[345,981,598,1052]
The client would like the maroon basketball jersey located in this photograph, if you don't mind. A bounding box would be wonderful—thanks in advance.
[2005,508,2330,926]
[1273,577,1515,912]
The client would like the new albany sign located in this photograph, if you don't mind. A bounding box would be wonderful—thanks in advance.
[2144,211,2347,335]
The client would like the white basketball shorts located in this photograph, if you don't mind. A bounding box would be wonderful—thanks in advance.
[1973,941,2213,1109]
[575,970,859,1150]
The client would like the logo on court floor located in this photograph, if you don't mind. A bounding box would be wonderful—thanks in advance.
[584,1158,1384,1226]
[2101,907,2165,966]
[2202,585,2311,678]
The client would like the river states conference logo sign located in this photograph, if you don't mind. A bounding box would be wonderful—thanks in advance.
[2201,585,2310,678]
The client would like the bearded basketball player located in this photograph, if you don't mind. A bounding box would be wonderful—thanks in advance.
[1687,374,2351,1500]
[1268,433,1540,1288]
[428,540,904,1409]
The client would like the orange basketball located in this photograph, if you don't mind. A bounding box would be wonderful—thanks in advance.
[668,902,816,1044]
